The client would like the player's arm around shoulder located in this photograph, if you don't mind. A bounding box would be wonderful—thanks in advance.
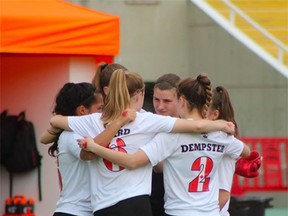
[50,115,70,130]
[78,137,150,169]
[172,119,235,134]
[40,126,63,144]
[94,108,136,147]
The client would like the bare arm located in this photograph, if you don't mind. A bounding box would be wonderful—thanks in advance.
[49,113,123,160]
[153,162,163,173]
[40,126,63,144]
[171,119,235,134]
[78,137,150,169]
[93,113,134,147]
[50,109,135,144]
[219,189,230,210]
[79,117,132,160]
[240,144,250,157]
[50,115,70,130]
[80,109,136,160]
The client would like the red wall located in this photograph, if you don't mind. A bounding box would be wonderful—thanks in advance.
[1,54,69,115]
[0,54,70,215]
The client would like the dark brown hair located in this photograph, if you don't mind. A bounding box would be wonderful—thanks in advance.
[177,74,212,118]
[154,73,181,91]
[211,86,239,137]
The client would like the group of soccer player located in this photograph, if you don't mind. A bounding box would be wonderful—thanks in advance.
[41,63,261,216]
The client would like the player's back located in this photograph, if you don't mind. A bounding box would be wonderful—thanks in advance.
[56,131,92,216]
[67,111,177,212]
[142,131,244,216]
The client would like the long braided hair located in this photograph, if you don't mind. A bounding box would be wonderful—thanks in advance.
[177,73,212,118]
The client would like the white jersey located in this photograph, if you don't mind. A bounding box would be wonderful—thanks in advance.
[219,155,236,216]
[141,130,244,216]
[67,111,177,212]
[55,131,93,216]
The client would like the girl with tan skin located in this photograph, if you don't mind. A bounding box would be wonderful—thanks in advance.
[93,89,104,113]
[49,70,235,216]
[46,83,100,216]
[40,85,103,145]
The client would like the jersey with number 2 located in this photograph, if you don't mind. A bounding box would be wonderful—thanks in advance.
[141,131,244,216]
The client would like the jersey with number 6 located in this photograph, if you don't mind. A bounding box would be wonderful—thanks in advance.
[67,112,177,212]
[141,131,244,216]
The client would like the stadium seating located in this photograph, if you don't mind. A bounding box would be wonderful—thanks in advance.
[206,0,288,66]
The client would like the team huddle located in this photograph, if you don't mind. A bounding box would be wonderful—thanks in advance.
[41,63,262,216]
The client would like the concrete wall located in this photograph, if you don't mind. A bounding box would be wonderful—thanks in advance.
[73,0,193,80]
[187,2,288,137]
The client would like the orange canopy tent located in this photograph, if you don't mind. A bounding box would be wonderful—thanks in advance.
[0,0,120,56]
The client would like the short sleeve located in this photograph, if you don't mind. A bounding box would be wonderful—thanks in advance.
[68,113,103,137]
[141,133,178,166]
[225,136,244,159]
[218,155,236,191]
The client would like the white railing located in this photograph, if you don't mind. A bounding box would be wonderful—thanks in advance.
[191,0,288,79]
[221,0,288,64]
